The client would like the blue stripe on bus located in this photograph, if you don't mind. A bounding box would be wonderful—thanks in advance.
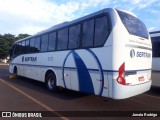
[72,51,94,94]
[86,49,104,96]
[10,63,151,73]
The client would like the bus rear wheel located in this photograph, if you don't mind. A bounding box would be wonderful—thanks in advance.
[46,73,58,92]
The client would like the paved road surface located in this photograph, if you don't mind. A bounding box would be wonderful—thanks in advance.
[0,64,160,120]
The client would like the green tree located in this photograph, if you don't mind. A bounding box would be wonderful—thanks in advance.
[0,34,5,58]
[16,34,30,40]
[0,33,30,59]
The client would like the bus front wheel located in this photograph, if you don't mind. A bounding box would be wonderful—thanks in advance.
[46,73,58,92]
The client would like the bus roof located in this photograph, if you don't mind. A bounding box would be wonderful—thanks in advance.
[149,31,160,34]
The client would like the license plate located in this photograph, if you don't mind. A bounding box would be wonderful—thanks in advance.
[138,76,145,82]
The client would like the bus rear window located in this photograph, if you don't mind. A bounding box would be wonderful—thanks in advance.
[117,10,148,39]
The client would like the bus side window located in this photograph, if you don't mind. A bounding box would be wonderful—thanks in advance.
[57,28,68,50]
[14,43,18,56]
[152,37,160,57]
[14,42,20,56]
[29,38,36,53]
[35,37,40,52]
[11,44,15,57]
[10,44,16,58]
[48,32,56,51]
[18,42,22,55]
[68,24,80,49]
[21,41,26,54]
[41,34,48,52]
[82,19,94,48]
[94,16,110,47]
[25,40,29,54]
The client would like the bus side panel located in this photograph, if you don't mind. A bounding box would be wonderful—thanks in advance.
[152,71,160,87]
[152,58,160,71]
[21,66,41,81]
[90,48,112,97]
[62,49,102,95]
[70,69,79,91]
[106,72,113,98]
[74,47,111,96]
[63,53,76,90]
[53,68,66,87]
[9,46,113,98]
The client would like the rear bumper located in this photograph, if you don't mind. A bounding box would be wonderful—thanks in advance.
[111,80,151,99]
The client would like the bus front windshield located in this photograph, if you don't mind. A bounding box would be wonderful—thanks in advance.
[117,10,148,39]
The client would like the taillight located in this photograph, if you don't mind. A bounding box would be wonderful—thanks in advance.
[117,63,126,85]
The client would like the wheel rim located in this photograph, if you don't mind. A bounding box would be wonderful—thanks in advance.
[48,76,55,89]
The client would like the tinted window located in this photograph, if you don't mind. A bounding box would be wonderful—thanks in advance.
[48,32,56,51]
[41,34,48,52]
[117,10,148,39]
[94,16,110,47]
[57,28,68,50]
[25,40,29,53]
[18,42,22,55]
[10,44,16,58]
[68,24,80,49]
[82,19,94,48]
[14,43,19,56]
[35,37,40,52]
[21,41,26,54]
[29,38,35,53]
[14,42,22,55]
[151,37,160,57]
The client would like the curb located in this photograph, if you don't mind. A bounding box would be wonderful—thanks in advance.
[0,64,9,65]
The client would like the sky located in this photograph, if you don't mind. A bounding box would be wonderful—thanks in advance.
[0,0,160,36]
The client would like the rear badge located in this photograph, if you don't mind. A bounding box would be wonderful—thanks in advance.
[130,49,135,58]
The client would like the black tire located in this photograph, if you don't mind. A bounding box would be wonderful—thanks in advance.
[46,73,58,92]
[14,67,17,75]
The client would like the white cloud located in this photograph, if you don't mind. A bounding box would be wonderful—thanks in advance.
[147,9,159,14]
[122,0,143,4]
[86,0,110,7]
[0,0,81,35]
[0,0,80,22]
[123,0,159,9]
[18,24,46,35]
[0,0,112,35]
[148,27,160,32]
[130,0,143,4]
[0,0,159,35]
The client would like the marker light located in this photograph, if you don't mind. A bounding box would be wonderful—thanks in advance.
[117,63,126,85]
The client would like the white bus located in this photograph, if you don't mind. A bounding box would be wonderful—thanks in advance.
[150,31,160,87]
[9,8,152,99]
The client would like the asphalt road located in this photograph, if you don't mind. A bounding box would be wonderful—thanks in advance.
[0,64,160,120]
